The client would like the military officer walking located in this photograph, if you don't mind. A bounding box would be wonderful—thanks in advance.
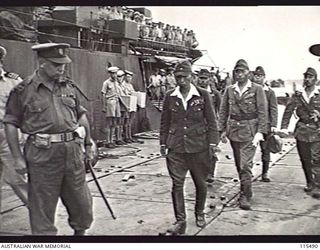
[280,67,320,198]
[160,60,219,235]
[197,68,221,183]
[0,45,28,211]
[4,43,94,235]
[219,59,267,210]
[252,66,278,182]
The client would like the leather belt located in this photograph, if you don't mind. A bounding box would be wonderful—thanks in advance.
[230,113,257,121]
[31,131,76,143]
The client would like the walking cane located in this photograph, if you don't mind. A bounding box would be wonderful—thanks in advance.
[86,160,117,220]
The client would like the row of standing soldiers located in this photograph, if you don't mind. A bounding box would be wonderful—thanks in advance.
[159,58,320,235]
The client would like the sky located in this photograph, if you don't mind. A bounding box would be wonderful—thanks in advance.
[147,6,320,80]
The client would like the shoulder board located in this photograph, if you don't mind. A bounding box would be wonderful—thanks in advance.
[13,76,32,92]
[294,90,303,95]
[5,72,20,80]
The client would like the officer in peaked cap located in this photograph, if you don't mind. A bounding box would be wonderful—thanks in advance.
[281,67,320,199]
[0,45,28,211]
[32,43,72,64]
[197,68,221,184]
[219,59,267,210]
[160,59,219,235]
[4,43,94,235]
[252,66,278,183]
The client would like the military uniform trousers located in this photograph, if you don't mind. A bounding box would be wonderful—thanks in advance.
[24,138,93,235]
[296,140,320,187]
[0,129,28,207]
[166,150,210,221]
[230,140,256,198]
[259,133,272,173]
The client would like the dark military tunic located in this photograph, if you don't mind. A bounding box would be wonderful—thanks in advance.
[281,87,320,189]
[219,80,267,197]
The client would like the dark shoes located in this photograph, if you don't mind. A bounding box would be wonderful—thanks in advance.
[115,140,127,145]
[206,175,214,184]
[166,221,187,235]
[124,138,132,143]
[74,230,86,236]
[261,173,271,182]
[195,213,206,228]
[239,195,251,210]
[105,143,116,148]
[304,184,314,193]
[311,188,320,199]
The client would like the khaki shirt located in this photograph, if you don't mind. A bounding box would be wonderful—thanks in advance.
[4,71,86,134]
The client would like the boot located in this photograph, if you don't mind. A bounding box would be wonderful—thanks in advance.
[239,194,251,210]
[304,183,314,192]
[171,190,186,222]
[239,182,252,210]
[262,161,271,182]
[301,161,314,192]
[165,220,187,235]
[311,187,320,199]
[195,213,206,228]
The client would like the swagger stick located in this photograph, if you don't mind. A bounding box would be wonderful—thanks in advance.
[86,160,117,220]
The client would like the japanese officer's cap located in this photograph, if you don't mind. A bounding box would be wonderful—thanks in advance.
[234,59,249,70]
[303,67,317,77]
[254,66,265,76]
[32,43,72,64]
[174,60,192,77]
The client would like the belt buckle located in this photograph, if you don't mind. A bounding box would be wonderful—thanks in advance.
[60,133,66,142]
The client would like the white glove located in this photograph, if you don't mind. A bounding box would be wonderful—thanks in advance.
[252,132,264,147]
[271,127,278,133]
[280,128,289,135]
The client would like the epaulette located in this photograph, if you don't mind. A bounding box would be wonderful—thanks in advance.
[12,76,32,92]
[5,72,20,80]
[294,90,303,96]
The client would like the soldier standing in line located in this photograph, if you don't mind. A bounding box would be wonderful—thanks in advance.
[280,67,320,198]
[116,69,129,145]
[101,66,121,148]
[252,66,278,182]
[0,45,28,209]
[4,43,94,235]
[197,68,221,183]
[219,59,267,210]
[160,60,219,235]
[122,70,138,143]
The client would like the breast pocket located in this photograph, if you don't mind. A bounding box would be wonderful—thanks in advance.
[61,96,77,122]
[26,100,51,129]
[242,94,256,113]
